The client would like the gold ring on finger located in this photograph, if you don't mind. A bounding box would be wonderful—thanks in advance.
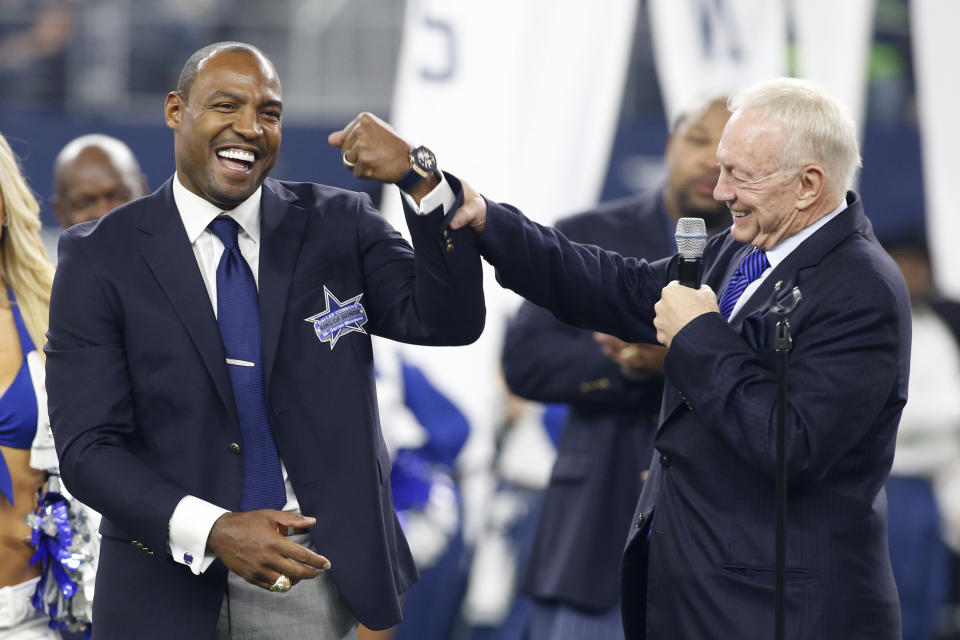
[270,574,292,593]
[619,345,640,360]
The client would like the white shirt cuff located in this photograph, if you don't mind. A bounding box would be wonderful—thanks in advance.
[400,173,456,216]
[168,495,229,575]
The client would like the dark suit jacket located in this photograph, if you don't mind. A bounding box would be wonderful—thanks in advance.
[502,193,674,612]
[45,176,485,638]
[478,191,908,639]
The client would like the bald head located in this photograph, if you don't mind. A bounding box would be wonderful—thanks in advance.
[663,95,731,232]
[53,134,147,228]
[176,41,275,99]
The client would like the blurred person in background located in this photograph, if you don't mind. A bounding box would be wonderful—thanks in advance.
[0,0,72,109]
[501,96,730,640]
[461,396,565,640]
[370,342,468,640]
[0,131,95,638]
[885,241,960,640]
[52,134,148,229]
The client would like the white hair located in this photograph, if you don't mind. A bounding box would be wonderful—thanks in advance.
[729,78,861,194]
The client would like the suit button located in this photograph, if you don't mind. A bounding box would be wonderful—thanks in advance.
[660,455,671,469]
[229,442,241,454]
[635,512,645,528]
[445,242,455,253]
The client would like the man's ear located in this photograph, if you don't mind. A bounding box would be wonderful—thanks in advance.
[796,164,825,209]
[164,92,184,130]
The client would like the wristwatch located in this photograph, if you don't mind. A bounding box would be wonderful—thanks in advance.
[395,145,439,192]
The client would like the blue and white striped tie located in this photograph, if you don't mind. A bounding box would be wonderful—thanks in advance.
[717,248,770,320]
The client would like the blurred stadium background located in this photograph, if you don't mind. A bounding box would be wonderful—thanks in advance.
[0,0,935,245]
[4,2,959,637]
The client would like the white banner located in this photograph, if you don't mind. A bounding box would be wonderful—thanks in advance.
[383,0,637,225]
[791,0,874,136]
[377,0,638,480]
[648,0,787,124]
[650,0,872,139]
[912,0,960,297]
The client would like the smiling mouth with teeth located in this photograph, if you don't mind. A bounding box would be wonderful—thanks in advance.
[217,148,256,171]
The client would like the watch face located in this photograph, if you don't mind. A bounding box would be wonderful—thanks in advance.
[413,146,437,172]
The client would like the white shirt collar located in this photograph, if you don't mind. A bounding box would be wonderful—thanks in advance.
[172,172,262,245]
[764,196,848,268]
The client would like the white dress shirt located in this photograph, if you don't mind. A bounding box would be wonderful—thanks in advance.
[167,172,455,574]
[727,198,847,321]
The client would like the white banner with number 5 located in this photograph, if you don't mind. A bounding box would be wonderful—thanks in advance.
[377,0,637,625]
[382,0,637,227]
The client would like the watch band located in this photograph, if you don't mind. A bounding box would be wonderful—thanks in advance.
[395,166,425,192]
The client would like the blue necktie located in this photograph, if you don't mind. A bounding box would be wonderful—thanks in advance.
[717,248,771,320]
[209,217,286,511]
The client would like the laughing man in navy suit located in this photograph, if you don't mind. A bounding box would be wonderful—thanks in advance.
[448,78,909,639]
[45,42,483,639]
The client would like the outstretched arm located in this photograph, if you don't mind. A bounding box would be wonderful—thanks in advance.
[458,192,667,344]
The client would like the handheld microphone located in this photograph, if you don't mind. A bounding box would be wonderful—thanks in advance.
[675,217,707,289]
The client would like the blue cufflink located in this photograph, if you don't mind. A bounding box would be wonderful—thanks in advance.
[184,553,193,565]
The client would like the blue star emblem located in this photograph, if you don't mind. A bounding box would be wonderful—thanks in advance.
[304,287,368,349]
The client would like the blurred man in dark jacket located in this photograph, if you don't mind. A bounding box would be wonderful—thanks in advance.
[502,96,729,640]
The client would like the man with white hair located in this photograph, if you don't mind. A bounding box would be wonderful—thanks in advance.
[447,77,909,638]
[53,133,147,228]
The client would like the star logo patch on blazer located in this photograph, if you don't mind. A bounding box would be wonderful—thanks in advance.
[304,287,368,349]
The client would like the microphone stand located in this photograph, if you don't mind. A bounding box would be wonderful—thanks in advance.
[770,286,801,640]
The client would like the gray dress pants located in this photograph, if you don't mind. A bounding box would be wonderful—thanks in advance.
[215,533,358,640]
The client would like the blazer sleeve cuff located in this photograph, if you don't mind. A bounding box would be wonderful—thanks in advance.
[399,172,456,216]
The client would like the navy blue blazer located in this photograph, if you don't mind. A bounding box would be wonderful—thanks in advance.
[478,192,909,639]
[502,192,674,612]
[45,176,485,638]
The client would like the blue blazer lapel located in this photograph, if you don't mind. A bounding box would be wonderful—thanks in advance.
[258,179,308,392]
[136,178,238,424]
[728,269,781,330]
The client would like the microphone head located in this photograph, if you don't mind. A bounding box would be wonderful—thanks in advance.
[675,217,707,258]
